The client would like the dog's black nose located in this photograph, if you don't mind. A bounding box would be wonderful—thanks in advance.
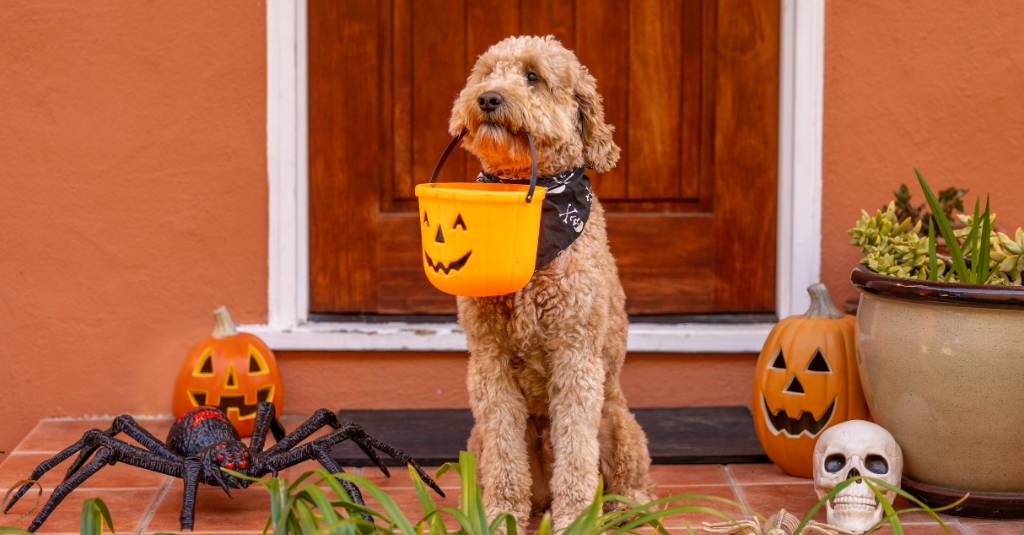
[477,92,503,113]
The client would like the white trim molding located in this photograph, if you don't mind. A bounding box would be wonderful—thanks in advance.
[251,0,824,353]
[243,320,777,353]
[775,0,825,318]
[266,0,308,328]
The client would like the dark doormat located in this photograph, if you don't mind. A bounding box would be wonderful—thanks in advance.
[329,406,767,466]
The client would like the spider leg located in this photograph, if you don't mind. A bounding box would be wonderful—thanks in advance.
[341,424,444,497]
[249,402,287,453]
[25,446,116,532]
[65,415,177,480]
[180,459,202,531]
[12,434,183,533]
[337,438,390,477]
[267,423,444,497]
[310,447,373,522]
[263,408,341,456]
[4,432,98,512]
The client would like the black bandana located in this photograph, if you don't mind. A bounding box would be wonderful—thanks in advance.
[477,167,592,270]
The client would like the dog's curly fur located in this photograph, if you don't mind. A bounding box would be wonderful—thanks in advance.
[449,35,656,530]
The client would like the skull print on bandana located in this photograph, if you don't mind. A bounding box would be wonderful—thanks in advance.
[477,167,592,270]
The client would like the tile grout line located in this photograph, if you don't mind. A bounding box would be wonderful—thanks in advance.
[722,465,754,516]
[5,422,41,457]
[135,476,173,535]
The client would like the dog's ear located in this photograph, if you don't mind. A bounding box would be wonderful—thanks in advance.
[575,67,620,173]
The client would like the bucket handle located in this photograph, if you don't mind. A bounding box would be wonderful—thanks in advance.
[429,128,539,203]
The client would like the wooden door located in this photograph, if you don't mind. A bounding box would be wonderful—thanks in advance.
[308,0,779,316]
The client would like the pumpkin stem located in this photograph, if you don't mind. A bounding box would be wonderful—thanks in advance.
[804,283,845,319]
[211,306,238,338]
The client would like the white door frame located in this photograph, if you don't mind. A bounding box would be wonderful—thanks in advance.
[248,0,824,353]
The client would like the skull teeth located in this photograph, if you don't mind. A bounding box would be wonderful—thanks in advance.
[832,496,877,510]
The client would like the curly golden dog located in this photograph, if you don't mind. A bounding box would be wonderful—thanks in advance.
[449,35,656,529]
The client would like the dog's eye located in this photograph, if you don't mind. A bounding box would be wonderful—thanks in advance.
[526,71,539,83]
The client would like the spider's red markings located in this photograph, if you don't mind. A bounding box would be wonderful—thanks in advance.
[177,407,229,428]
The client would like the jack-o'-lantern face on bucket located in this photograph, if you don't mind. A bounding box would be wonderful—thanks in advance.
[422,209,472,276]
[415,182,546,297]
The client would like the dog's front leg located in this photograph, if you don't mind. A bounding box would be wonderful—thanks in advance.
[467,347,532,529]
[547,335,604,530]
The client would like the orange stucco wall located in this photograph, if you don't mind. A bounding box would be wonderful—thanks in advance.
[822,1,1024,306]
[0,2,267,452]
[4,1,1024,453]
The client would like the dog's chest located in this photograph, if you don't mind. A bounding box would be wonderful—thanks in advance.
[485,279,576,414]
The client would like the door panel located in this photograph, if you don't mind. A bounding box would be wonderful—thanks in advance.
[309,0,779,315]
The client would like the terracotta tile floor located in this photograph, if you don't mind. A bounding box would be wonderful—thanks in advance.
[1,418,1021,534]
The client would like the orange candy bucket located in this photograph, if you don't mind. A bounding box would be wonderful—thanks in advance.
[414,131,546,297]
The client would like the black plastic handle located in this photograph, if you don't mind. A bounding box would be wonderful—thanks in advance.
[428,129,538,203]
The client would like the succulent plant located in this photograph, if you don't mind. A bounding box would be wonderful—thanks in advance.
[849,202,943,280]
[990,228,1024,285]
[850,171,1022,287]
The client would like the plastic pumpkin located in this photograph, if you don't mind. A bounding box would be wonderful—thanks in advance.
[752,283,868,477]
[172,306,284,436]
[414,130,546,297]
[416,182,545,296]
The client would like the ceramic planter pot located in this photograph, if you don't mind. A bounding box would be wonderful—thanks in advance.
[851,265,1024,493]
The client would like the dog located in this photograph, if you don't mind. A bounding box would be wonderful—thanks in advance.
[449,35,656,529]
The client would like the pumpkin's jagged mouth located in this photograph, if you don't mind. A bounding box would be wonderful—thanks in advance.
[425,251,471,274]
[189,386,274,420]
[761,393,836,438]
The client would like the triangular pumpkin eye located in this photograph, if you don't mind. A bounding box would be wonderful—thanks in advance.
[807,350,831,372]
[193,349,215,376]
[770,350,786,370]
[423,212,429,226]
[453,213,467,230]
[248,346,269,375]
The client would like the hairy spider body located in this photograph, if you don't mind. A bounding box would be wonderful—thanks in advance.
[2,403,443,532]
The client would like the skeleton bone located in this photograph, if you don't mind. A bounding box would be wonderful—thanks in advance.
[702,509,858,535]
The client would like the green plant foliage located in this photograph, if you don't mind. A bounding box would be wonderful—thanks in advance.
[0,452,964,535]
[849,202,941,280]
[917,170,1003,285]
[991,227,1024,285]
[80,498,115,535]
[850,170,1023,286]
[891,182,967,231]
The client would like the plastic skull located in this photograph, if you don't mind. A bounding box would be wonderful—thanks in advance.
[813,420,903,533]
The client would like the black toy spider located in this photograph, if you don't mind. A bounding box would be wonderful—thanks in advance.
[3,403,443,532]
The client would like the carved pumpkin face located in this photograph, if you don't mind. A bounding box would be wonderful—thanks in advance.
[752,284,869,477]
[415,183,545,297]
[422,208,473,277]
[172,307,284,436]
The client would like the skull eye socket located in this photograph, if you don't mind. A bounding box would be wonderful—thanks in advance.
[865,454,889,474]
[770,350,786,370]
[824,454,846,473]
[807,350,831,372]
[453,213,467,230]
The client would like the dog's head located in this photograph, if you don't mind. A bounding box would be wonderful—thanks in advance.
[449,35,620,178]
